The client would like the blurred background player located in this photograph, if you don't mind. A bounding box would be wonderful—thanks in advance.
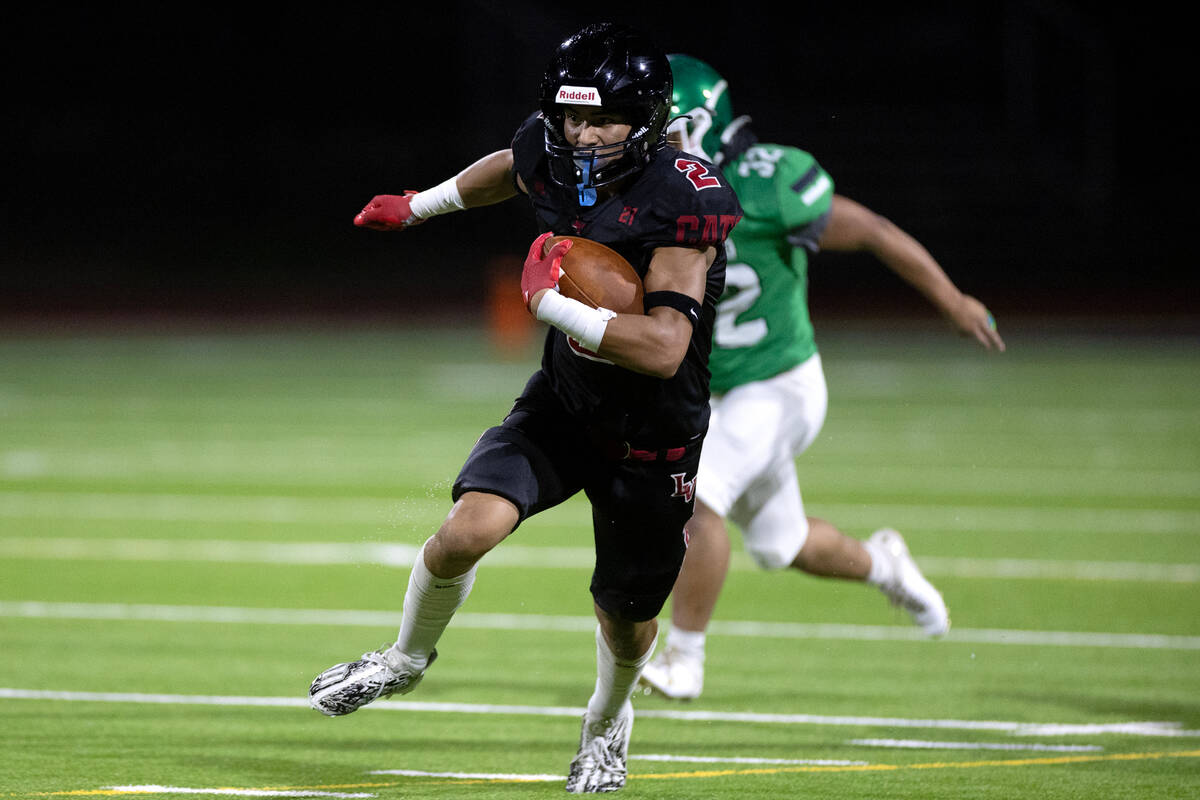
[306,26,741,792]
[639,53,1005,701]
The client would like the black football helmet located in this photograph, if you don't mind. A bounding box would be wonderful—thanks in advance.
[538,22,672,205]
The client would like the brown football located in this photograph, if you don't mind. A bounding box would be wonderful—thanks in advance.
[544,235,644,315]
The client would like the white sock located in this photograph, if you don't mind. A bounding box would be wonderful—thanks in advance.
[586,625,655,724]
[665,625,707,662]
[391,540,476,669]
[864,538,895,586]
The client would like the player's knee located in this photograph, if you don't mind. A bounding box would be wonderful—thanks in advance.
[739,508,808,571]
[744,540,796,571]
[434,492,517,561]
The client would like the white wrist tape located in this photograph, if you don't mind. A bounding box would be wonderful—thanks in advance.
[535,291,617,352]
[409,176,465,219]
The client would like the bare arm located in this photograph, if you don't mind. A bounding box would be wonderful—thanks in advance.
[530,245,713,378]
[454,149,520,207]
[595,245,713,377]
[819,194,1005,351]
[355,148,521,230]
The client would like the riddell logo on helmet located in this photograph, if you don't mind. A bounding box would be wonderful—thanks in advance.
[556,85,601,106]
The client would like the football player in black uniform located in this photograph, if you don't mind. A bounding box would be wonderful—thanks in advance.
[306,23,741,793]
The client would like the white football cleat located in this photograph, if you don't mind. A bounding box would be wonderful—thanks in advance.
[637,646,703,701]
[869,528,950,637]
[566,701,633,793]
[308,645,436,716]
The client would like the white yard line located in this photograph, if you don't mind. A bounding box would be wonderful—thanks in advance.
[2,601,1198,650]
[0,538,425,567]
[848,739,1103,752]
[0,492,404,525]
[2,535,1198,582]
[1,688,1196,738]
[0,490,1196,536]
[104,788,375,798]
[364,769,561,781]
[917,556,1200,583]
[631,754,867,765]
[7,452,1196,498]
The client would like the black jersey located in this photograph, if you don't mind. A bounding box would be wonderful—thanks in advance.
[511,112,742,446]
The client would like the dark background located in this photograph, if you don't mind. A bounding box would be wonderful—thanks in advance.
[3,3,1188,328]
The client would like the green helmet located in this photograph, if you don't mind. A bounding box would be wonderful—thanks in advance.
[667,53,738,165]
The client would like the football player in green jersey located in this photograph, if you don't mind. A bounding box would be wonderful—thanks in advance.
[640,53,1006,701]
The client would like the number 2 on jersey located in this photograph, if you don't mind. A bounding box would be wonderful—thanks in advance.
[714,262,767,348]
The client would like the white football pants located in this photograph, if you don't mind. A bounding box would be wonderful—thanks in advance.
[695,354,828,569]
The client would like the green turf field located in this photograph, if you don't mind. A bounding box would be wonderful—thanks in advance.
[1,318,1197,798]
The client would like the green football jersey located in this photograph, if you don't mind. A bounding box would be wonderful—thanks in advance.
[709,143,834,394]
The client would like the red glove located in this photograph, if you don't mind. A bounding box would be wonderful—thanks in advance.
[354,191,424,230]
[521,232,572,309]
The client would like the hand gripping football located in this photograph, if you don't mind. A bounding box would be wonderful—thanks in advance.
[543,236,644,315]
